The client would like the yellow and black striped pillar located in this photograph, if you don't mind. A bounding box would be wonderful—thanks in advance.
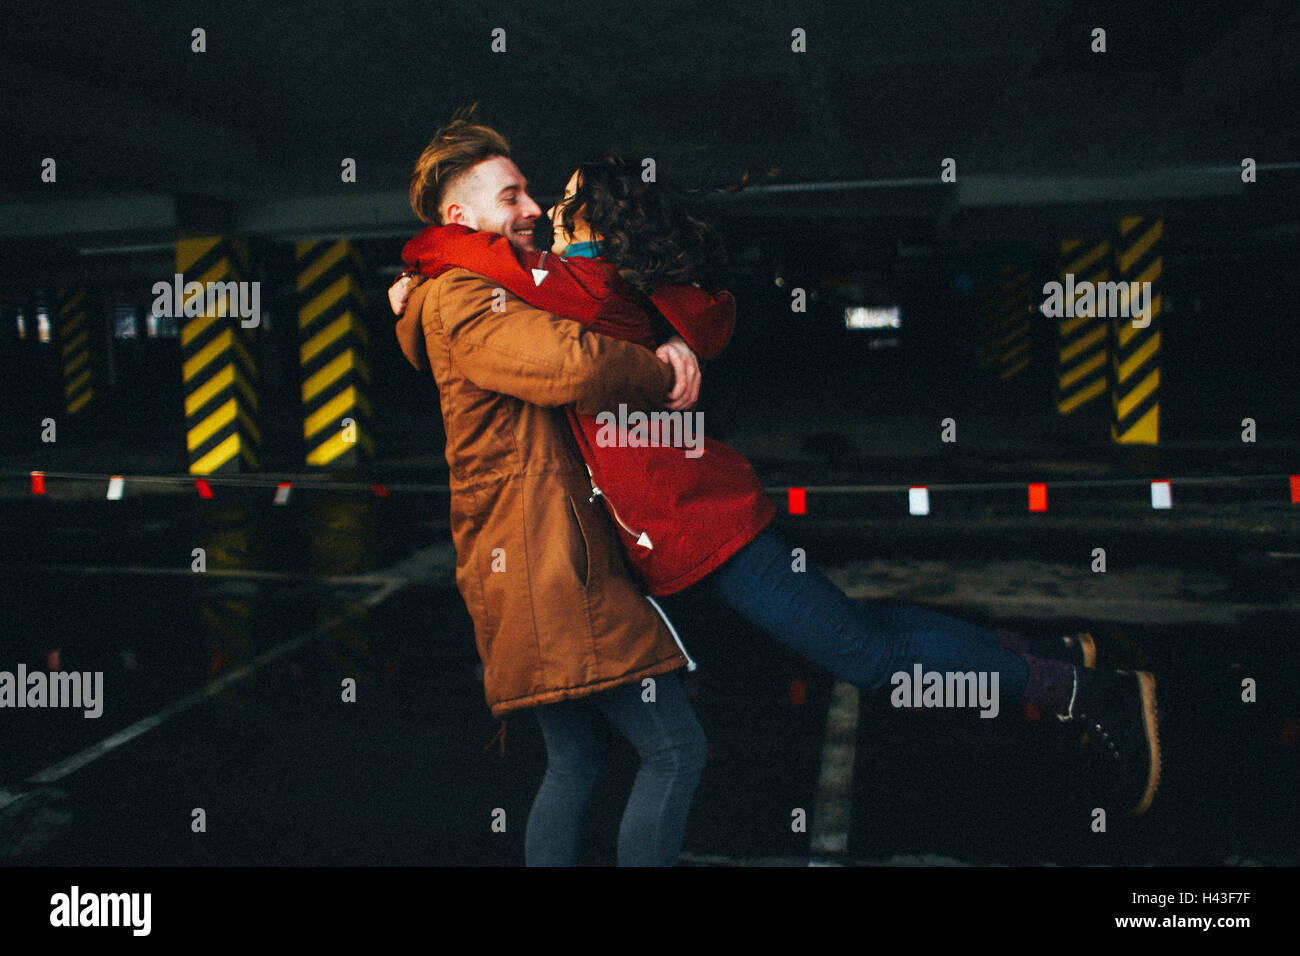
[1054,238,1112,429]
[973,278,1000,373]
[1108,217,1162,444]
[991,267,1033,382]
[53,289,97,415]
[295,240,374,468]
[178,236,261,474]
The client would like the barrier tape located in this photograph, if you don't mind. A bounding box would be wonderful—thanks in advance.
[14,469,1298,510]
[783,474,1298,514]
[20,470,411,494]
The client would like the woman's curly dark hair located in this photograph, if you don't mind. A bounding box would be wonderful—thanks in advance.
[556,151,733,295]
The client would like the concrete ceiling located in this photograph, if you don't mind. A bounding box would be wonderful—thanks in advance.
[2,0,1298,274]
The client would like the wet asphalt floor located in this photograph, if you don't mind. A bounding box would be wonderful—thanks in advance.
[0,485,1296,867]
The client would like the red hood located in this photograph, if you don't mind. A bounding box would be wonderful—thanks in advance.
[400,224,735,360]
[644,283,735,360]
[402,223,516,277]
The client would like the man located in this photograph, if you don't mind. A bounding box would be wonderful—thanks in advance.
[393,108,710,865]
[394,107,703,718]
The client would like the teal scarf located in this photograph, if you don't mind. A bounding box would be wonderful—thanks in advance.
[563,240,600,258]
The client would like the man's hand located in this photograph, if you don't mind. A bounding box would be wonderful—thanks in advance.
[656,335,701,411]
[389,274,425,315]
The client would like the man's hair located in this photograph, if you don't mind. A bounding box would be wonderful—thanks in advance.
[409,104,511,224]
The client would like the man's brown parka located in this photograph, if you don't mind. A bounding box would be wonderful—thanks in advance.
[395,267,690,718]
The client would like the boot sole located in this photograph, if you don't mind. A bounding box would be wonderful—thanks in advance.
[1132,670,1161,815]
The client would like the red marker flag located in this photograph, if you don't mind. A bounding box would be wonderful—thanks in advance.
[1028,483,1048,512]
[789,679,808,705]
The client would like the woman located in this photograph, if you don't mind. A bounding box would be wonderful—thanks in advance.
[395,151,1162,859]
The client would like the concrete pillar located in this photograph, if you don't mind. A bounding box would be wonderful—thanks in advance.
[176,236,262,474]
[52,288,99,416]
[1053,237,1112,436]
[293,239,374,468]
[1108,217,1163,444]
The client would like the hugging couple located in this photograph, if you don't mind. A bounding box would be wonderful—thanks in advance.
[390,105,1161,867]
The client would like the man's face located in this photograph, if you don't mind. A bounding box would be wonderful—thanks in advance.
[442,155,543,250]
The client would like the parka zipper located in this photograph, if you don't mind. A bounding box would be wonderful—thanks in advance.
[585,465,653,550]
[645,594,697,672]
[582,465,696,671]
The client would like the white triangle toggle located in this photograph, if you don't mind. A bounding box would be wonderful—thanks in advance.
[531,269,549,286]
[635,532,653,549]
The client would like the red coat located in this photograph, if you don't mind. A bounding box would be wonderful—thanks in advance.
[402,224,776,595]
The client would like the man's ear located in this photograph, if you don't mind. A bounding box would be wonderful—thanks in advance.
[444,202,473,228]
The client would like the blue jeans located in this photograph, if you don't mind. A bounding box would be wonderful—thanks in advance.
[526,528,1028,865]
[708,528,1029,695]
[526,672,707,866]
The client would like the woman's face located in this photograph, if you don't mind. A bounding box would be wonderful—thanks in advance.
[546,169,591,254]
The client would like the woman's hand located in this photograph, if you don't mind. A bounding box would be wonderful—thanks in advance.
[389,274,424,315]
[656,336,701,411]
